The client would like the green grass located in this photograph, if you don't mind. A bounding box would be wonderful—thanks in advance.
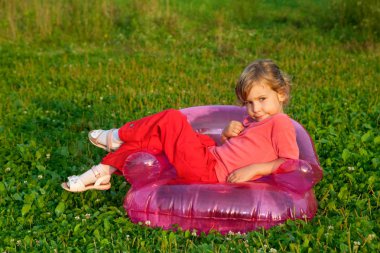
[0,0,379,252]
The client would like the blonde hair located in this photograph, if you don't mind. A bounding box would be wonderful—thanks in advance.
[235,59,292,105]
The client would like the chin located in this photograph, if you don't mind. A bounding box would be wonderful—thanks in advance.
[254,115,268,121]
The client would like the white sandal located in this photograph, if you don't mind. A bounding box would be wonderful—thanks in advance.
[88,129,117,152]
[61,166,111,192]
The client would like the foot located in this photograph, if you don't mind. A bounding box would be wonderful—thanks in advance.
[88,129,123,152]
[61,164,116,192]
[61,174,111,192]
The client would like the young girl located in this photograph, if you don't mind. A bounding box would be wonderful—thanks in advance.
[62,59,299,192]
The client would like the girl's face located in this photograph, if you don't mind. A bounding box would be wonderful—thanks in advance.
[244,83,286,122]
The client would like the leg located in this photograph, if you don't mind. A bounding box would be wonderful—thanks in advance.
[101,109,218,182]
[62,109,218,192]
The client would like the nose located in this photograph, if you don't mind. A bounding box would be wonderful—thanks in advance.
[251,101,261,112]
[247,101,260,115]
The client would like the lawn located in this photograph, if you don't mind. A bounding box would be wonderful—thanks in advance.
[0,0,379,252]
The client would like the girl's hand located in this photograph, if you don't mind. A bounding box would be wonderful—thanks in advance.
[227,166,257,183]
[227,159,286,183]
[221,120,244,142]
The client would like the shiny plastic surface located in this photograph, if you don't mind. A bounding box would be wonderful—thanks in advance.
[123,105,323,234]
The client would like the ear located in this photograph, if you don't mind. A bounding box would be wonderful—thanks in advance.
[277,90,287,102]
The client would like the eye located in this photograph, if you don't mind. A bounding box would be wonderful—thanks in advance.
[244,101,254,106]
[259,97,266,102]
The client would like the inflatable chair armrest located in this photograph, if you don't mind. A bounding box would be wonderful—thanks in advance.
[123,152,177,188]
[272,159,323,194]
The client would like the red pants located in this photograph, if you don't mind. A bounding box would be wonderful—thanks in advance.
[101,109,219,182]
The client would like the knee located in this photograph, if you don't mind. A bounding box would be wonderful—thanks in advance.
[164,109,183,118]
[163,109,187,124]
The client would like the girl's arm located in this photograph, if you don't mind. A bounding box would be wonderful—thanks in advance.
[227,159,285,183]
[227,114,298,183]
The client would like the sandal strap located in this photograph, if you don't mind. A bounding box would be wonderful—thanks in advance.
[91,166,102,179]
[94,175,111,186]
[106,129,117,152]
[106,129,112,152]
[67,176,85,191]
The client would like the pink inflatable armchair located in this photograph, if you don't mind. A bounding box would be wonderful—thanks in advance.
[123,106,323,234]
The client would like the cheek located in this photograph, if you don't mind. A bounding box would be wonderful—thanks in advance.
[246,106,253,115]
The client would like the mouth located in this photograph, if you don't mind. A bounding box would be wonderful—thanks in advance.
[253,115,266,121]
